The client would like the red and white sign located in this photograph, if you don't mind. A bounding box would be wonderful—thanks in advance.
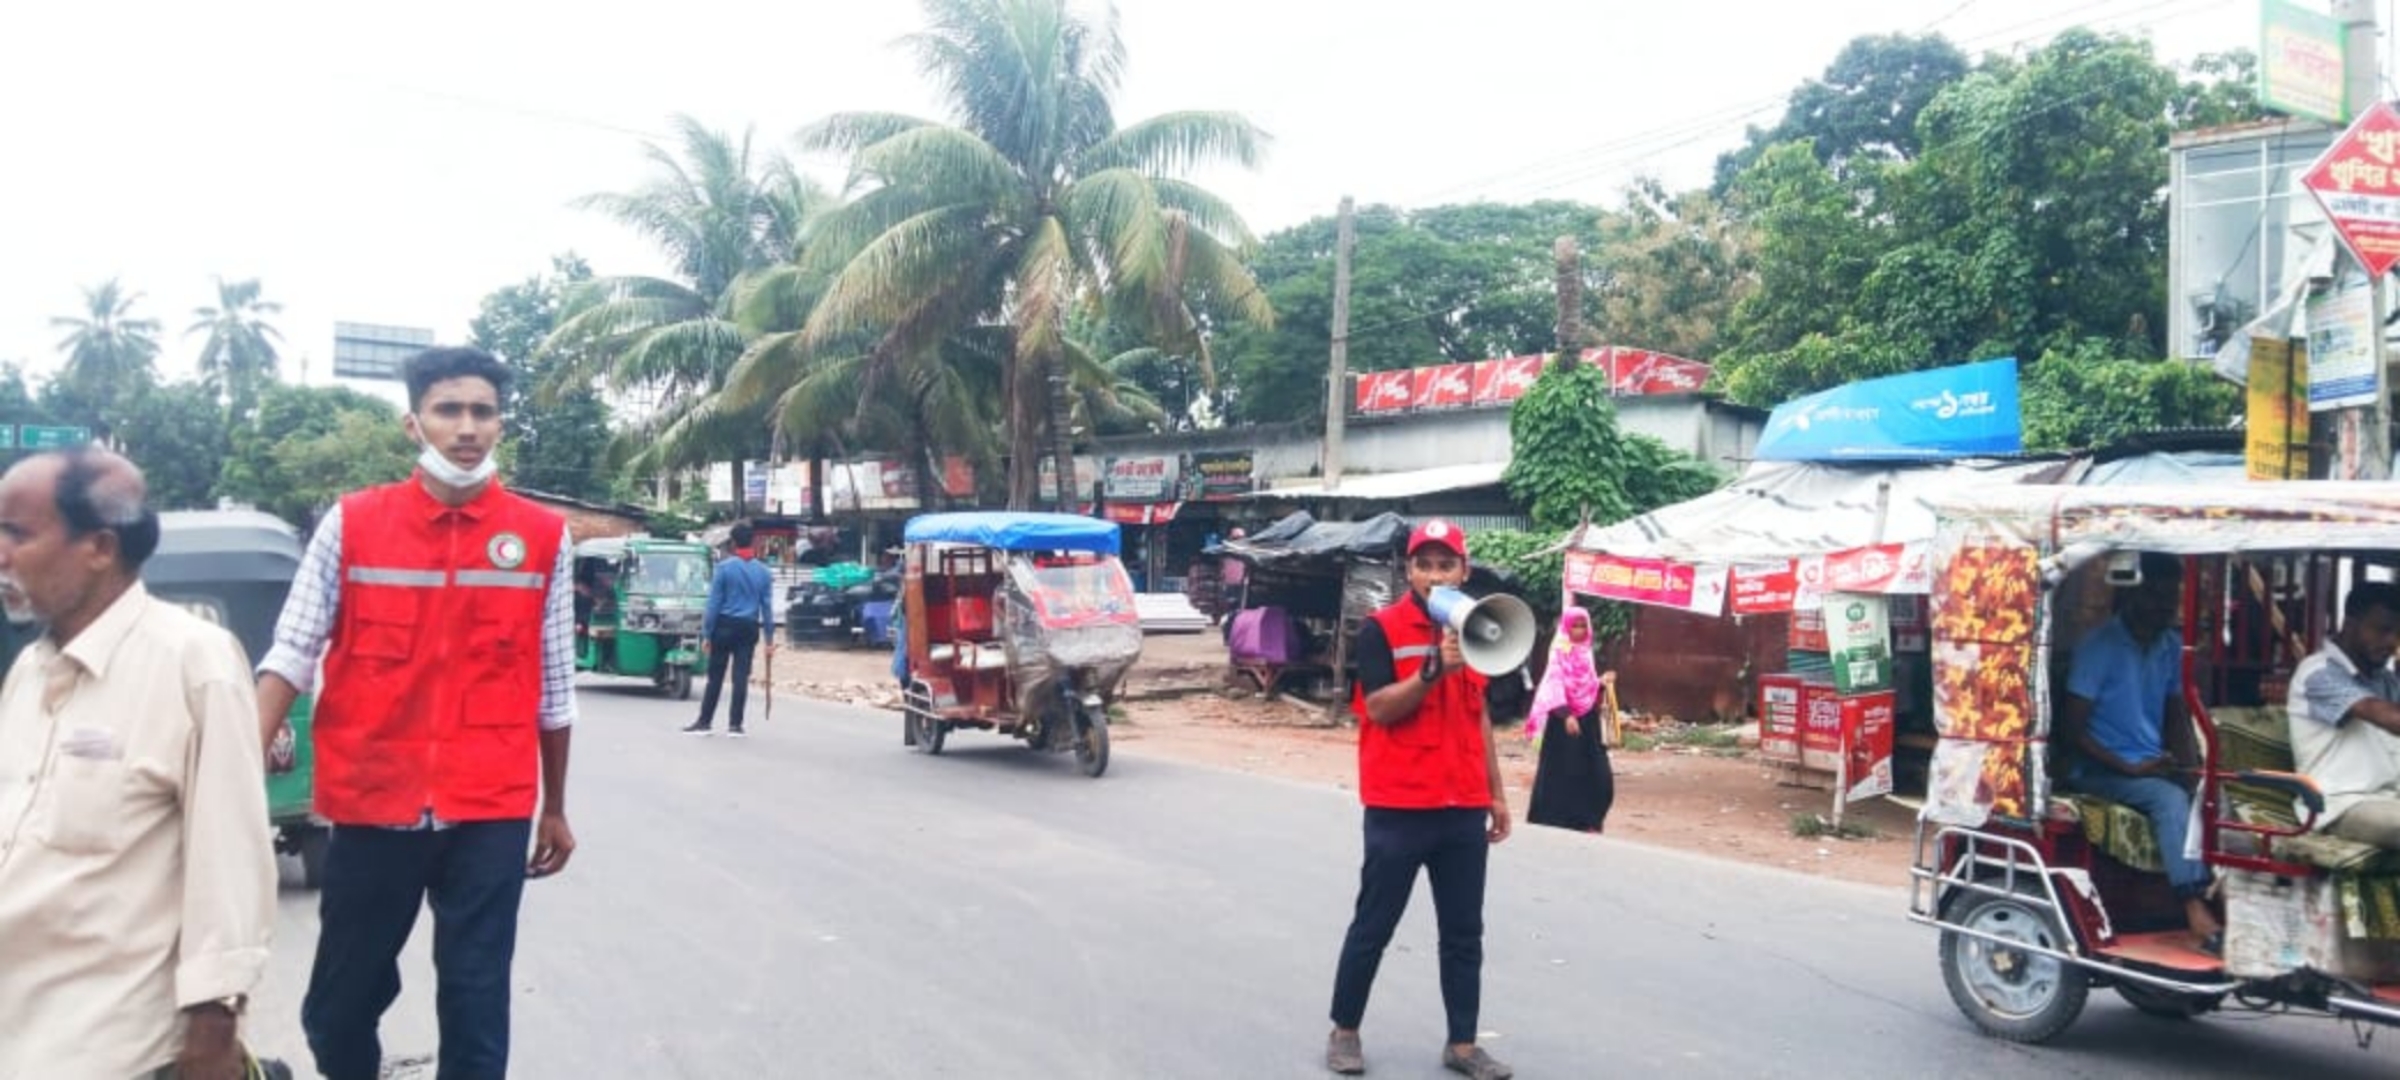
[1411,363,1475,410]
[1840,691,1897,803]
[2303,100,2400,278]
[1565,551,1726,615]
[1730,562,1800,614]
[1608,348,1714,395]
[1578,346,1714,395]
[1356,369,1415,414]
[1822,542,1933,595]
[1472,355,1544,406]
[1757,674,1805,763]
[1101,502,1181,526]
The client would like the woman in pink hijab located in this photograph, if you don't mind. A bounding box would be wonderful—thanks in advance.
[1526,606,1617,832]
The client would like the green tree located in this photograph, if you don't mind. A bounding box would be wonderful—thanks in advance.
[546,117,830,488]
[2018,341,2240,452]
[115,382,229,509]
[471,254,617,501]
[49,278,162,438]
[188,276,284,418]
[1589,180,1753,360]
[797,0,1272,505]
[1218,201,1604,426]
[218,384,412,528]
[1712,32,1970,193]
[1716,30,2266,408]
[1503,363,1720,535]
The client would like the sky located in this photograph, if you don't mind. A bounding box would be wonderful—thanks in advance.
[0,0,2328,397]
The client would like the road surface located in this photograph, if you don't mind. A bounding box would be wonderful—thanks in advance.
[240,681,2398,1077]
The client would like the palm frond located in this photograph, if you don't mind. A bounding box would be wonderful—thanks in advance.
[1061,168,1169,295]
[795,111,941,156]
[1080,111,1269,177]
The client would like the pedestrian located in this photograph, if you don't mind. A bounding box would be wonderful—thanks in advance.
[1524,606,1617,834]
[1325,518,1514,1080]
[683,521,777,737]
[0,447,279,1079]
[255,346,578,1080]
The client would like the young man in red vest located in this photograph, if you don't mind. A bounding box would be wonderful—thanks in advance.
[256,347,577,1080]
[1326,519,1513,1080]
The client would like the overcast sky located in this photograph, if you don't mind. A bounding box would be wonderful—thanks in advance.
[0,0,2316,392]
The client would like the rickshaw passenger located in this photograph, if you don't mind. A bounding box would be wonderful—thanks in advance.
[2056,553,2220,946]
[2286,582,2400,849]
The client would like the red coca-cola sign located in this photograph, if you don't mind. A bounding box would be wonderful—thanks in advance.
[1356,369,1415,414]
[1413,363,1475,410]
[1472,355,1544,405]
[1608,348,1713,395]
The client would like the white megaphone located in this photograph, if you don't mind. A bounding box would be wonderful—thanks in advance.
[1425,587,1537,676]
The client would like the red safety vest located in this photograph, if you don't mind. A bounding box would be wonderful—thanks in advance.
[1350,597,1492,809]
[312,476,564,825]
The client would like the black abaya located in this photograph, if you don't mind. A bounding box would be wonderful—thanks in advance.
[1527,704,1616,832]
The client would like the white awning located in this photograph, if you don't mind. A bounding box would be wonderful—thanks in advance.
[1250,461,1508,500]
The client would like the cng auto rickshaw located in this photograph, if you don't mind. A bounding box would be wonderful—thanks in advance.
[1909,482,2400,1053]
[142,510,330,887]
[572,536,709,699]
[898,512,1141,778]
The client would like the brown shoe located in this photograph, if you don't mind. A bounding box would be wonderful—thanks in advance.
[1442,1044,1513,1080]
[1325,1029,1365,1074]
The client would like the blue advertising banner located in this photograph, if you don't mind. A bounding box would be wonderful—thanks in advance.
[1755,358,2023,462]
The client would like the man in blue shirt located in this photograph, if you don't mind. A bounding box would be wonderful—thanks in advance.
[684,523,777,738]
[2058,552,2217,947]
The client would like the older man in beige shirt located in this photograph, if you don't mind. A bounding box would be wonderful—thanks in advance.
[0,448,277,1080]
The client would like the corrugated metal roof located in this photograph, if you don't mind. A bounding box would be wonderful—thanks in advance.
[1249,461,1508,500]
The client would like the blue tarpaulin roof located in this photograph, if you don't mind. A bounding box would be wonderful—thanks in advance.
[1755,357,2023,462]
[904,512,1121,555]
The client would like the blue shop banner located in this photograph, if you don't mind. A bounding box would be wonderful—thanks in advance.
[1755,357,2023,462]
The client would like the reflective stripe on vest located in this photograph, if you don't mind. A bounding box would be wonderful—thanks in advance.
[348,567,547,590]
[1390,645,1435,661]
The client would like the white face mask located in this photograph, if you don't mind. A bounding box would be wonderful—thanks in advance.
[417,444,498,489]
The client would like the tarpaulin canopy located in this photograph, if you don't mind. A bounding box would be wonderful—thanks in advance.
[1571,458,2074,566]
[1209,511,1410,566]
[903,512,1121,556]
[1931,480,2400,556]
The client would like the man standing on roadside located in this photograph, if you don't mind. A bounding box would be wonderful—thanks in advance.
[683,521,777,737]
[256,346,577,1080]
[0,447,277,1080]
[1324,518,1514,1080]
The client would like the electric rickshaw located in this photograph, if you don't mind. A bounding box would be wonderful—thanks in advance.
[572,536,710,699]
[897,512,1142,778]
[143,510,330,887]
[1909,482,2400,1052]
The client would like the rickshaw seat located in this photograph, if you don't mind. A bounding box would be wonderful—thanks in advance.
[929,644,957,666]
[956,643,1010,671]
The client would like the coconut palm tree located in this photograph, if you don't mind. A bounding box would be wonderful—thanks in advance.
[51,278,163,424]
[187,276,283,417]
[797,0,1273,507]
[546,116,836,484]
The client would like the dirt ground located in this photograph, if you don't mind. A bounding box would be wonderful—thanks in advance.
[767,632,1921,889]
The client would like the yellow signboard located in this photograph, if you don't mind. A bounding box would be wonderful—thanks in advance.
[2247,337,2310,480]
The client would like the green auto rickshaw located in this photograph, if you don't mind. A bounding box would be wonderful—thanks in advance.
[142,510,330,887]
[573,535,710,699]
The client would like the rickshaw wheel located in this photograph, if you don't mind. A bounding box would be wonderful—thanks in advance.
[1074,709,1109,778]
[666,666,693,701]
[1940,889,2088,1043]
[2113,981,2223,1019]
[914,710,947,755]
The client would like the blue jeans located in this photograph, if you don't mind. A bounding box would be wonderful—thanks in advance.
[2065,766,2211,898]
[303,819,531,1080]
[1330,808,1490,1045]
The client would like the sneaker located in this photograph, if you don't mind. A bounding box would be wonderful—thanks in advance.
[727,727,748,738]
[1441,1045,1512,1080]
[681,722,713,736]
[1325,1029,1364,1074]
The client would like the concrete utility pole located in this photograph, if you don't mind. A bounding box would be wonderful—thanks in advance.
[2336,0,2392,479]
[1323,196,1355,491]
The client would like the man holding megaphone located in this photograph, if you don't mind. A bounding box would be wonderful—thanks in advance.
[1323,519,1519,1080]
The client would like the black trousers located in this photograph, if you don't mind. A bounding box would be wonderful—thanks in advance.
[1329,807,1490,1044]
[695,621,761,729]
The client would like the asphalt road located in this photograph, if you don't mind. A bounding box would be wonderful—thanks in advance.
[240,679,2400,1078]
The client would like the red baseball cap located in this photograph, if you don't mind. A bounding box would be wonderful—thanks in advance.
[1407,518,1467,558]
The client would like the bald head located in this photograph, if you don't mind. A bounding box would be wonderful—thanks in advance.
[7,447,158,571]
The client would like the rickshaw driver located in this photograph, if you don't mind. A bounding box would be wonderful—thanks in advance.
[2056,552,2220,947]
[2286,582,2400,849]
